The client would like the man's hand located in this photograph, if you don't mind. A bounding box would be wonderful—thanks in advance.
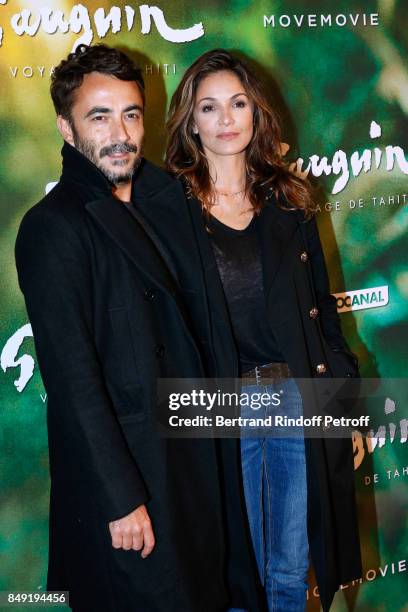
[109,504,155,558]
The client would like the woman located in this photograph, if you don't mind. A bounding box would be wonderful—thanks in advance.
[165,49,362,611]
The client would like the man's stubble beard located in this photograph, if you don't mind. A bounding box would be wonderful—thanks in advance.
[71,124,142,185]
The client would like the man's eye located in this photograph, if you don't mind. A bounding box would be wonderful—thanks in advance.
[126,113,140,120]
[92,115,106,121]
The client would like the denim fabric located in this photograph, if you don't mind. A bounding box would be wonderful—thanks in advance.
[240,377,309,612]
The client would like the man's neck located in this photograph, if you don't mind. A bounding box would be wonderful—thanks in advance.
[112,181,132,203]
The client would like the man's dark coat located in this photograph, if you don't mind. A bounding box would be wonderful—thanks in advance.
[135,186,363,612]
[15,143,264,612]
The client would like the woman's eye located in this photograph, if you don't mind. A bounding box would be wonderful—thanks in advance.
[234,100,247,108]
[201,104,214,113]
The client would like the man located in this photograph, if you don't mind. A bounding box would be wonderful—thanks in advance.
[15,45,263,611]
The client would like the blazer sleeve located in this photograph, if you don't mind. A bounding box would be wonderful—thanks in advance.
[15,207,148,522]
[304,214,351,351]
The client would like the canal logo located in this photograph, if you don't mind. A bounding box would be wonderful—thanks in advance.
[334,286,389,312]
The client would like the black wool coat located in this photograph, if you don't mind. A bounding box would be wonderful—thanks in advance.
[15,143,264,612]
[135,187,363,612]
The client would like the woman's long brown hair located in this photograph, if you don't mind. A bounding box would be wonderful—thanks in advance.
[166,49,316,218]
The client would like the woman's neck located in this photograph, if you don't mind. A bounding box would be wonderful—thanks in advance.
[207,151,247,193]
[205,151,254,229]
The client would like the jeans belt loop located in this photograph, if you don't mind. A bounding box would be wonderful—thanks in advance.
[255,366,261,385]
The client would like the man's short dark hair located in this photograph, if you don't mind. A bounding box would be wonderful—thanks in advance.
[50,44,145,120]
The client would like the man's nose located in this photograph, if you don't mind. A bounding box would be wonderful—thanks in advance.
[111,117,130,142]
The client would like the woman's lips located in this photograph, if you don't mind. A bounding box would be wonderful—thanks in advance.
[216,132,240,140]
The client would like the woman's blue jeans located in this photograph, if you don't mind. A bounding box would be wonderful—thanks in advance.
[239,377,309,612]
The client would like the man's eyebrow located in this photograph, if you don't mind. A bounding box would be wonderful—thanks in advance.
[84,107,111,118]
[123,104,144,114]
[197,92,248,104]
[84,104,143,118]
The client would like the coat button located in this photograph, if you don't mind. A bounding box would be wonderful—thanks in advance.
[155,344,165,359]
[300,251,308,263]
[144,288,156,301]
[309,307,319,319]
[316,363,327,374]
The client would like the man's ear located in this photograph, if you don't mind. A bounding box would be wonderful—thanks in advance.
[56,115,75,146]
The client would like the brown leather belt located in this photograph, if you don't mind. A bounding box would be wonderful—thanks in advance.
[241,361,292,384]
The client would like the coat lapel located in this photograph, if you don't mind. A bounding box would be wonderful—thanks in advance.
[187,197,239,377]
[126,199,180,283]
[132,181,198,285]
[133,180,237,376]
[133,183,218,362]
[257,196,300,299]
[85,195,180,300]
[187,197,235,329]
